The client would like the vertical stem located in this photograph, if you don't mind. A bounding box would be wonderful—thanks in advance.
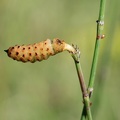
[74,60,87,97]
[81,0,106,119]
[88,38,100,91]
[72,54,92,120]
[88,0,106,94]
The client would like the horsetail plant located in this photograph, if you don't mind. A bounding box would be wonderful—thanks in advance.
[72,51,92,120]
[4,0,106,120]
[4,38,76,63]
[81,0,106,119]
[5,40,92,119]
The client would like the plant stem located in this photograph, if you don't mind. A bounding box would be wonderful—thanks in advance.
[74,60,87,97]
[88,0,106,92]
[81,0,106,119]
[72,54,92,120]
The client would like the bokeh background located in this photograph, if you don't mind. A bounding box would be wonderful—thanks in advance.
[0,0,120,120]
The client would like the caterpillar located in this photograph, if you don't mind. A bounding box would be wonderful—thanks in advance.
[4,38,76,63]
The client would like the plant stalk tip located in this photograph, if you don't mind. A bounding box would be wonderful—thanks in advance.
[4,49,8,53]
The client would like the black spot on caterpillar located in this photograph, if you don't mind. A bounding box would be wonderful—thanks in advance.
[4,38,76,63]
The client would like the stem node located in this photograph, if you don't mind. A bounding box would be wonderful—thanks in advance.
[96,20,104,25]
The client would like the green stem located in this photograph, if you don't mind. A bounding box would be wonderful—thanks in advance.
[81,0,106,119]
[74,60,87,97]
[88,0,106,95]
[72,54,92,120]
[88,38,100,92]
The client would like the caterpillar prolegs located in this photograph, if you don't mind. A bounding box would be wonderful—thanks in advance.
[4,38,76,63]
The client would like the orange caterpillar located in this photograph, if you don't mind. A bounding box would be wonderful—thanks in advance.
[4,38,76,63]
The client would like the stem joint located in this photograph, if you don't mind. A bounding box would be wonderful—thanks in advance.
[96,20,104,26]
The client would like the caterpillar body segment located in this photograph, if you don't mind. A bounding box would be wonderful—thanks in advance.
[4,38,76,63]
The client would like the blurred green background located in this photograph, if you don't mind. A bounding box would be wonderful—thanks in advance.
[0,0,120,120]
